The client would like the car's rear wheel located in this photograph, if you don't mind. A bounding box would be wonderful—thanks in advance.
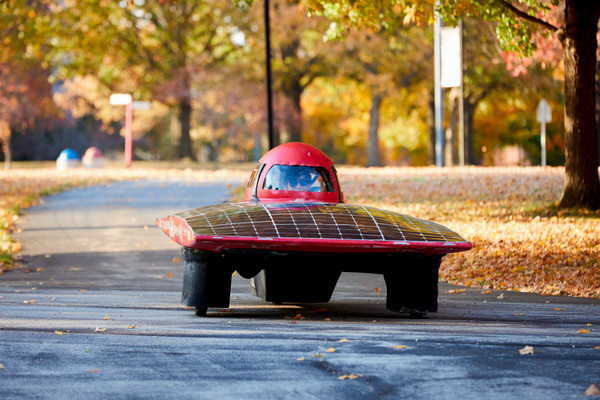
[194,306,208,316]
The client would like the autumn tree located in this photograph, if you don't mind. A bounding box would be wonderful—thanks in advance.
[302,0,600,210]
[266,0,340,144]
[48,0,249,160]
[0,1,57,168]
[453,18,540,165]
[336,26,431,166]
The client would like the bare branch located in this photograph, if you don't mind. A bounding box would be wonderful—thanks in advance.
[497,0,559,32]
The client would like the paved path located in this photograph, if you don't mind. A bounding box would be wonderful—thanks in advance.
[1,179,599,399]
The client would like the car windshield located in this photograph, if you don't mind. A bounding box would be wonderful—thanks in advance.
[262,165,334,192]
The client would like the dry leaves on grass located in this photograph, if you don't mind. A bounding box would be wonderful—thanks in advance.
[339,166,599,298]
[2,165,598,299]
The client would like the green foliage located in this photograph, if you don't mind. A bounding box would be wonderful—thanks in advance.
[305,0,560,56]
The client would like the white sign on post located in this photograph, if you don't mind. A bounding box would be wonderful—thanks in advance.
[109,93,133,105]
[536,98,551,167]
[536,98,551,123]
[441,27,462,88]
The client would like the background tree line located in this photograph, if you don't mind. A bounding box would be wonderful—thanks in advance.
[1,1,597,208]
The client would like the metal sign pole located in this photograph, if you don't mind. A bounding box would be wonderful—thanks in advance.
[125,100,133,168]
[536,98,551,168]
[458,20,465,167]
[434,4,444,167]
[109,93,134,168]
[541,120,546,167]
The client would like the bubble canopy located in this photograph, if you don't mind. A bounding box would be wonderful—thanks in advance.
[245,142,343,203]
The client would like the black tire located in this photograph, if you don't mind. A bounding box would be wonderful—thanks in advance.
[194,306,208,316]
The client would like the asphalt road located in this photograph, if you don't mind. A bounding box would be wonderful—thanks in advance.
[1,178,599,400]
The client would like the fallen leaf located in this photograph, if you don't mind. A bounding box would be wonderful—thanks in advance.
[338,338,350,343]
[393,345,408,350]
[36,267,43,272]
[0,363,5,370]
[172,257,180,264]
[89,369,101,373]
[497,293,505,299]
[297,357,305,361]
[126,325,135,329]
[338,374,361,380]
[481,290,492,294]
[577,329,590,334]
[594,346,600,350]
[374,288,380,295]
[518,346,534,355]
[325,348,336,353]
[446,289,466,294]
[79,289,86,292]
[54,331,67,335]
[554,308,565,311]
[69,268,81,271]
[94,327,106,332]
[167,271,173,279]
[23,300,37,304]
[585,384,600,396]
[103,316,110,320]
[587,323,593,327]
[312,353,324,358]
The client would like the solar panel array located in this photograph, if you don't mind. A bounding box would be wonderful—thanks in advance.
[177,202,467,244]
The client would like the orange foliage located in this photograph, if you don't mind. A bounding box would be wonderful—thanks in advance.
[339,166,599,298]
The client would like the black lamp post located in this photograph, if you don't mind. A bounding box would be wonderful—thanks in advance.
[264,0,275,149]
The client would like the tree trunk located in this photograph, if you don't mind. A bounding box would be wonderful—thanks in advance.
[427,96,436,165]
[178,99,195,160]
[0,121,11,170]
[286,84,303,143]
[178,68,196,161]
[558,1,600,210]
[596,51,600,166]
[446,88,459,166]
[464,99,477,165]
[366,93,383,167]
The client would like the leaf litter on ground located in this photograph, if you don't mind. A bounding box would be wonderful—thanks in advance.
[1,165,598,299]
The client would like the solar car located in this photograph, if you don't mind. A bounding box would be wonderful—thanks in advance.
[157,142,471,316]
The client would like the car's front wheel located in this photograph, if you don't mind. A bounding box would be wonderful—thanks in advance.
[194,307,208,316]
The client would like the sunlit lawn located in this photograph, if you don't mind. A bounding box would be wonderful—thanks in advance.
[1,162,598,298]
